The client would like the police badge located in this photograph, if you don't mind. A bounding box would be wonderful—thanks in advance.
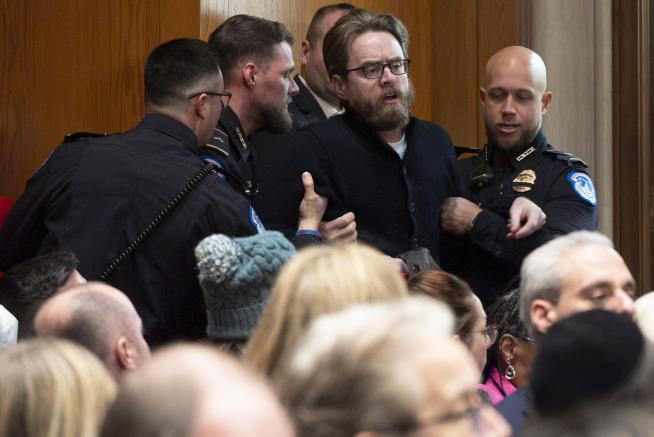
[513,169,536,193]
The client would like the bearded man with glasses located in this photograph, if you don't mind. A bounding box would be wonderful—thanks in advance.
[261,9,462,267]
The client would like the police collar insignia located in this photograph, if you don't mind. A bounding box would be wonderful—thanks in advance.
[513,169,536,193]
[515,146,536,162]
[249,207,266,233]
[567,171,597,206]
[212,127,227,143]
[235,127,248,150]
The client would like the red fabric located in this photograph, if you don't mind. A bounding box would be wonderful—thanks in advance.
[0,197,13,230]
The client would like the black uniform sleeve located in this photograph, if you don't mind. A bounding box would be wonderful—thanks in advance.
[0,146,77,270]
[468,167,598,262]
[291,233,322,250]
[0,179,48,270]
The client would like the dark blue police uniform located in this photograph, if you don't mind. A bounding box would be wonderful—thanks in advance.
[442,130,598,306]
[0,114,258,345]
[203,106,258,201]
[205,105,323,248]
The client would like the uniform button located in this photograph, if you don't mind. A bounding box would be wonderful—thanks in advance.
[412,237,419,247]
[403,168,407,175]
[246,180,252,188]
[409,202,416,213]
[412,264,420,273]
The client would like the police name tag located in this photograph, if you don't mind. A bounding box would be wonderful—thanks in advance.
[567,172,597,206]
[249,207,266,233]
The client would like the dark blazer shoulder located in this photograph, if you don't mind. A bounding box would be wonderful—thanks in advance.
[289,75,327,130]
[410,118,454,145]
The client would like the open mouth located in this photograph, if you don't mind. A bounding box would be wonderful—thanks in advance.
[382,91,400,102]
[497,123,519,134]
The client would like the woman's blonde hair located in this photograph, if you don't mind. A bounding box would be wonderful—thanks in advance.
[246,243,408,384]
[0,337,117,437]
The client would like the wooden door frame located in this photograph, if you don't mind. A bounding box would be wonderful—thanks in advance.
[612,0,653,294]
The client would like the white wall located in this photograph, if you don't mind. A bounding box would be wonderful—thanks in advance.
[528,0,613,236]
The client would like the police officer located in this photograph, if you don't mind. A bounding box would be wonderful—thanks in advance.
[206,15,357,242]
[0,39,326,345]
[441,46,598,306]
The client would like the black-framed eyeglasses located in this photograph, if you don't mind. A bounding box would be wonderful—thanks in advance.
[344,59,411,79]
[188,91,232,107]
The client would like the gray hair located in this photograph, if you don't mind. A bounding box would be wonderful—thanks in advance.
[279,296,453,437]
[519,231,614,336]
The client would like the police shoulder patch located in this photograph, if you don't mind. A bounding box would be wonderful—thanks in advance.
[249,207,266,233]
[201,155,229,182]
[567,171,597,206]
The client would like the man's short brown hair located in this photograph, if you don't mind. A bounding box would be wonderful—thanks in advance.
[208,15,294,85]
[323,9,409,78]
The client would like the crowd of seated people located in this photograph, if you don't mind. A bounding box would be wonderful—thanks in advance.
[0,229,650,436]
[0,4,651,437]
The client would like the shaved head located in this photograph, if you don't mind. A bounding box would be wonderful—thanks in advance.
[484,46,548,92]
[34,282,150,379]
[102,344,295,437]
[481,45,552,151]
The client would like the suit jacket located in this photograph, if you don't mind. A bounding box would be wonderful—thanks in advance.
[496,386,531,437]
[288,75,327,130]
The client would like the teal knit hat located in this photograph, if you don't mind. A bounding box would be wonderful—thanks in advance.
[195,231,295,341]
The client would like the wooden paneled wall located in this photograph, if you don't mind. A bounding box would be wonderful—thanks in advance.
[432,0,525,148]
[201,0,525,147]
[0,0,523,200]
[612,0,653,293]
[0,0,200,200]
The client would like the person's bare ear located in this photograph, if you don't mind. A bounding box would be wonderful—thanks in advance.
[191,94,207,119]
[531,299,556,335]
[115,336,138,370]
[480,87,487,105]
[242,63,257,89]
[300,40,311,64]
[541,91,553,114]
[499,334,517,361]
[332,74,347,100]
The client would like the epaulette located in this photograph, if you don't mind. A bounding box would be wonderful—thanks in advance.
[454,145,483,158]
[62,131,109,143]
[543,148,588,168]
[204,127,229,157]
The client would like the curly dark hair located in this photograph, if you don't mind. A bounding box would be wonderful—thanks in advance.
[482,288,529,393]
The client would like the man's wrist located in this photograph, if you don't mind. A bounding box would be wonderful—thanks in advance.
[297,218,320,230]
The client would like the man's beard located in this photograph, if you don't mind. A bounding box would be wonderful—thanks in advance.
[347,81,415,132]
[485,118,537,152]
[262,102,293,134]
